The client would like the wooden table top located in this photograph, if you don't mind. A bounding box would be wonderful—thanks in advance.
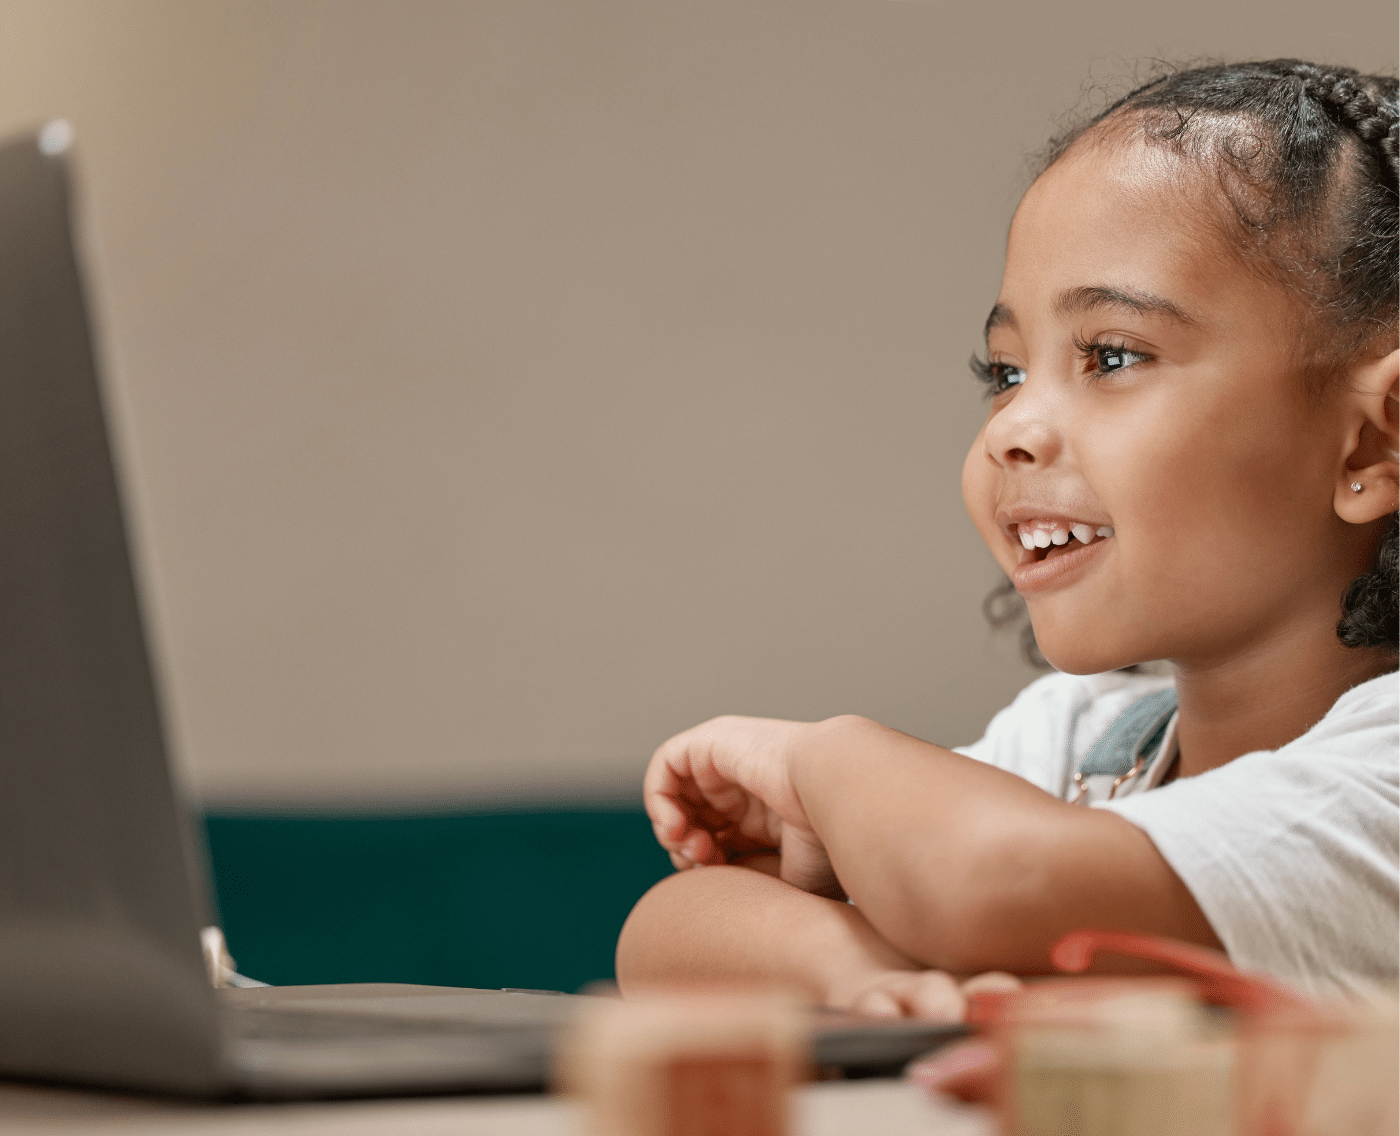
[0,1079,994,1136]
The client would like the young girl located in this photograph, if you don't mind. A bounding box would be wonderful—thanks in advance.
[615,59,1399,1015]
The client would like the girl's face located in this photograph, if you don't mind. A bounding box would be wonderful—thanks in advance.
[962,137,1375,675]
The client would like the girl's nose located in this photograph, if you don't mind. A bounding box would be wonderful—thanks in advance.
[980,383,1063,469]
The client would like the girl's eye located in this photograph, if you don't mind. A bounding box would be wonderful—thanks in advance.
[1075,337,1152,377]
[970,355,1026,396]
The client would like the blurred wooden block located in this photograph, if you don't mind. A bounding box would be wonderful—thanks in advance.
[1001,980,1233,1136]
[558,990,804,1136]
[1269,990,1399,1136]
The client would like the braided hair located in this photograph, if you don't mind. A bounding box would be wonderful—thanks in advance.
[994,60,1399,663]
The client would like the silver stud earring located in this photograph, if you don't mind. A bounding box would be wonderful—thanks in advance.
[1351,481,1364,493]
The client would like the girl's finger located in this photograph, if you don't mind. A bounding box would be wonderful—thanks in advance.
[642,763,689,836]
[851,988,903,1019]
[682,829,726,865]
[907,974,965,1022]
[959,971,1021,996]
[648,727,707,784]
[649,799,692,845]
[655,817,692,856]
[714,829,772,854]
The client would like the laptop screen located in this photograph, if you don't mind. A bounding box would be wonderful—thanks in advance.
[0,130,226,1094]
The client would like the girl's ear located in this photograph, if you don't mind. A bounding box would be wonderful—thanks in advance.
[1335,347,1400,525]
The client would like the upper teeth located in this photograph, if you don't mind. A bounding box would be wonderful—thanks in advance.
[1017,521,1114,551]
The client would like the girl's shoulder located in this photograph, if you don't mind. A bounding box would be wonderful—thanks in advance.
[1320,670,1398,726]
[1271,669,1398,770]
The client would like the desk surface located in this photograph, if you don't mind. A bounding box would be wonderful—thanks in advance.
[0,1079,993,1135]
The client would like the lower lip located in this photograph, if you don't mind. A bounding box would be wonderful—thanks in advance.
[1011,537,1111,593]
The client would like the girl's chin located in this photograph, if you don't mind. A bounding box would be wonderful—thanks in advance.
[1026,616,1152,676]
[1038,650,1125,676]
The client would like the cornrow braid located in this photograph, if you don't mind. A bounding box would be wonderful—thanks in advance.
[1290,67,1400,654]
[990,60,1399,661]
[1295,65,1400,182]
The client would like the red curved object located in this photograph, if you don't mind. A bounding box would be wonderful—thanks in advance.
[1050,930,1313,1015]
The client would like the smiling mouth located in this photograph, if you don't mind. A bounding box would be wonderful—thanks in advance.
[1015,521,1114,563]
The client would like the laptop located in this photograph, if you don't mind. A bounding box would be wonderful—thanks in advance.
[0,127,965,1099]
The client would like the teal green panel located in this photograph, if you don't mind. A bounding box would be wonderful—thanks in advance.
[201,808,673,994]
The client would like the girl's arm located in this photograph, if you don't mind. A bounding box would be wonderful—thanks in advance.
[644,714,1220,976]
[614,862,976,1019]
[790,715,1220,973]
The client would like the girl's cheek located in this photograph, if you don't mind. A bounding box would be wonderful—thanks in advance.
[960,435,988,518]
[961,434,1010,564]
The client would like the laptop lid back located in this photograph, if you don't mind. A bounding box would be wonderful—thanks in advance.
[0,131,227,1095]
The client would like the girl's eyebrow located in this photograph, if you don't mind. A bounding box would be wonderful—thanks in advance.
[1053,285,1198,326]
[984,303,1014,338]
[983,285,1198,342]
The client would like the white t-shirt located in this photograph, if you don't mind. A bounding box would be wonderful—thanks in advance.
[955,669,1399,998]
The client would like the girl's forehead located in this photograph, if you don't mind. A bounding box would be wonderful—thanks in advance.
[999,139,1261,318]
[1013,141,1208,256]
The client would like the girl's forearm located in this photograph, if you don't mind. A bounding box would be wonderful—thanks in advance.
[789,716,1219,974]
[614,864,920,1004]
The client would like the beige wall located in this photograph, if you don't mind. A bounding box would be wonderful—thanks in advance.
[0,2,1393,805]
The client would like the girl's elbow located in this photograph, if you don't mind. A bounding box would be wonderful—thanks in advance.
[937,896,1048,975]
[612,891,649,993]
[613,872,687,992]
[907,836,1058,974]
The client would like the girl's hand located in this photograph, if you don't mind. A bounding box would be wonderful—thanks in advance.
[905,1037,1002,1103]
[833,969,1022,1022]
[643,716,843,898]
